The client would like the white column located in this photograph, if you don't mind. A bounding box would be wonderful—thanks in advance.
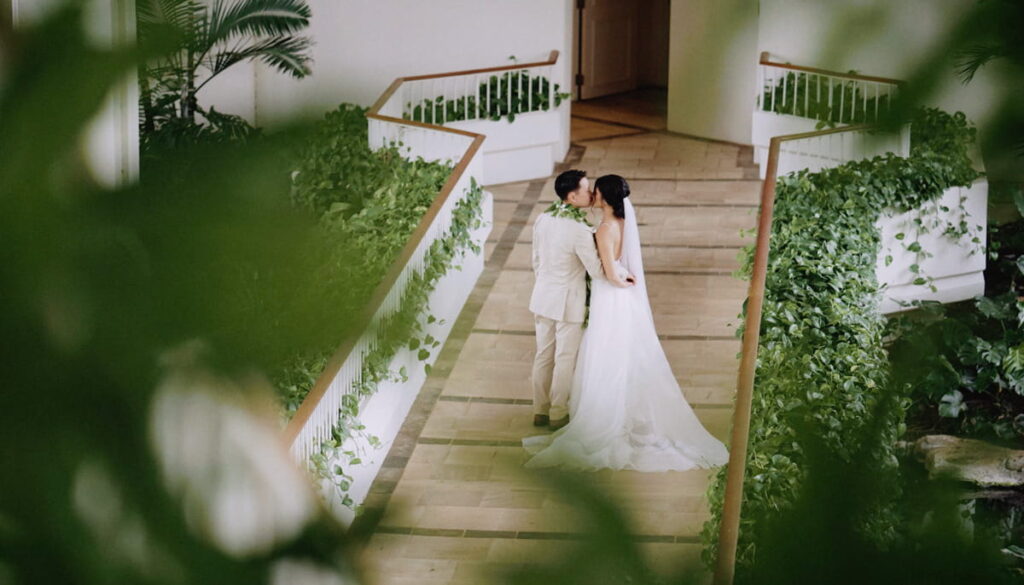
[10,0,139,188]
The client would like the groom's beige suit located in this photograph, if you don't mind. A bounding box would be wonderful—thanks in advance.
[529,210,604,421]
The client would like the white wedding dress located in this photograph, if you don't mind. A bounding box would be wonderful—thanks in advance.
[523,199,729,472]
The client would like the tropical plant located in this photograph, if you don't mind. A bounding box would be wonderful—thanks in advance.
[894,0,1024,159]
[1,5,355,581]
[137,0,312,144]
[888,191,1024,442]
[407,69,571,124]
[952,0,1023,152]
[701,108,981,573]
[761,70,896,126]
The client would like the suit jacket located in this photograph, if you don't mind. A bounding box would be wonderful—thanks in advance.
[529,212,604,323]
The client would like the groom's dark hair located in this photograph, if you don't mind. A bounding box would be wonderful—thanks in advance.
[554,169,587,200]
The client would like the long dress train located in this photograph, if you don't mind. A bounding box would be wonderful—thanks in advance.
[523,199,728,471]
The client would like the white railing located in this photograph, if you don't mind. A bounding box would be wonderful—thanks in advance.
[756,51,903,125]
[397,52,561,125]
[775,124,909,177]
[365,51,565,185]
[285,85,486,466]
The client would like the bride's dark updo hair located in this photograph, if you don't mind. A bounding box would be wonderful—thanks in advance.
[595,174,630,219]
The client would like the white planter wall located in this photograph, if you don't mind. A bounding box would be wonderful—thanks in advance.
[10,0,139,188]
[319,192,493,526]
[876,180,988,314]
[448,109,565,185]
[752,111,910,178]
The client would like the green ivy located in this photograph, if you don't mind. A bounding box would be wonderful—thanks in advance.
[888,207,1024,442]
[407,69,571,124]
[274,103,452,415]
[272,102,487,503]
[761,70,895,126]
[701,108,980,576]
[309,179,485,503]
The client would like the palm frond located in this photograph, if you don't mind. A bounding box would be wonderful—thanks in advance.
[206,36,313,82]
[136,0,202,41]
[206,0,312,47]
[954,44,1006,84]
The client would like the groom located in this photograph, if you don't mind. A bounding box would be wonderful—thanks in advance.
[529,170,604,431]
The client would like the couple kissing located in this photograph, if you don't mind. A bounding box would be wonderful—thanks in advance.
[523,170,729,472]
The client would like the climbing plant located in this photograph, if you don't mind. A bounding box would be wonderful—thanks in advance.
[701,108,980,574]
[407,68,571,124]
[887,190,1024,443]
[275,103,452,415]
[761,70,896,125]
[307,179,485,505]
[274,103,487,504]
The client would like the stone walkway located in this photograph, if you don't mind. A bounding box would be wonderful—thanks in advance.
[358,132,759,585]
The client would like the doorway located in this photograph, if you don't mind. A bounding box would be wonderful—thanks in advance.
[573,0,670,140]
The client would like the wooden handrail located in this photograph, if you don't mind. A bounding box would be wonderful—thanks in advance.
[712,124,875,585]
[283,133,484,446]
[760,51,905,86]
[400,50,559,82]
[285,52,559,447]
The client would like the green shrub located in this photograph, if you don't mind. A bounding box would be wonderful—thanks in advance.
[702,108,980,575]
[761,70,895,125]
[276,103,455,415]
[407,70,570,124]
[888,210,1024,442]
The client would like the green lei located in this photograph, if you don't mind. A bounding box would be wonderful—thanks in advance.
[545,200,591,226]
[544,199,593,326]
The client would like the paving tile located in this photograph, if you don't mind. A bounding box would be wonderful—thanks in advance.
[362,127,750,585]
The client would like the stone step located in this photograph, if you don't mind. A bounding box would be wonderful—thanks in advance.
[364,533,709,585]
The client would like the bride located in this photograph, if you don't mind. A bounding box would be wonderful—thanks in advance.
[523,174,729,472]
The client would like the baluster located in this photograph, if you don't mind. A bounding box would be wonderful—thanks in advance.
[486,74,492,118]
[781,71,788,114]
[432,79,437,124]
[768,68,775,113]
[441,78,447,125]
[850,80,856,122]
[804,73,809,117]
[814,74,820,119]
[528,68,533,112]
[518,68,524,113]
[463,75,468,122]
[827,77,833,121]
[861,81,867,123]
[874,83,879,122]
[475,74,481,120]
[506,71,511,116]
[838,80,845,124]
[547,65,554,109]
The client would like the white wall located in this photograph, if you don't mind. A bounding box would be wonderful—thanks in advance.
[198,61,257,122]
[667,0,759,145]
[666,0,1009,156]
[9,0,139,187]
[250,0,573,127]
[757,0,1011,177]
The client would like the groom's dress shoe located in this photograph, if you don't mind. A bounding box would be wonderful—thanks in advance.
[549,415,570,431]
[533,414,550,427]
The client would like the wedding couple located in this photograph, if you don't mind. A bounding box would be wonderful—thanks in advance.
[523,170,729,472]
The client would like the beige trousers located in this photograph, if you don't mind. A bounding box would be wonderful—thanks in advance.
[532,315,584,420]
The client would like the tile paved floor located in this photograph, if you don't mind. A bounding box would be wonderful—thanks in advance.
[358,130,757,585]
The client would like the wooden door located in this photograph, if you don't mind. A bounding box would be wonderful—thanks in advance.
[578,0,639,100]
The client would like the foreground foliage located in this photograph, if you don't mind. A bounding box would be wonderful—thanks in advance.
[407,68,571,124]
[275,103,455,415]
[504,410,1017,585]
[701,108,980,573]
[137,0,312,157]
[1,5,355,581]
[889,196,1024,442]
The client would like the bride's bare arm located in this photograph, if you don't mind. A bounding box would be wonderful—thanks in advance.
[596,223,633,288]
